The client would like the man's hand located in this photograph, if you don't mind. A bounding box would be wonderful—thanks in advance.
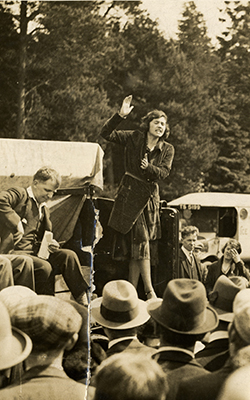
[119,95,134,118]
[13,220,24,245]
[48,239,60,253]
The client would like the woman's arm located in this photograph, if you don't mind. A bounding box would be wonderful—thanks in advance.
[100,96,134,145]
[231,249,250,281]
[142,143,175,181]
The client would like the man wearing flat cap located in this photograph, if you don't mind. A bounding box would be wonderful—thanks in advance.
[176,288,250,400]
[0,295,87,400]
[147,278,219,400]
[91,280,155,358]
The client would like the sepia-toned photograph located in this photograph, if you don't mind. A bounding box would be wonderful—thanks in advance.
[0,1,250,399]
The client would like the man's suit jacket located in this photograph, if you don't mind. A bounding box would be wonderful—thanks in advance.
[176,359,233,400]
[106,337,156,358]
[0,365,86,400]
[195,338,229,372]
[178,248,204,281]
[152,349,209,400]
[0,186,52,254]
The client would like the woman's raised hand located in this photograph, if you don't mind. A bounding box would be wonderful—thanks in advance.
[119,95,134,118]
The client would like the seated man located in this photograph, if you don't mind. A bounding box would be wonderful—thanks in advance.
[0,166,89,303]
[0,254,35,291]
[0,295,86,399]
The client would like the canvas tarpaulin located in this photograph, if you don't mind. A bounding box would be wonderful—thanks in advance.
[0,139,104,242]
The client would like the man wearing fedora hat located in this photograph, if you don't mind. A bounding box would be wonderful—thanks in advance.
[0,295,87,400]
[0,300,32,389]
[196,275,248,372]
[147,278,219,400]
[176,289,250,400]
[91,280,155,358]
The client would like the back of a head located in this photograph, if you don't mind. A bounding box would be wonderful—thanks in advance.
[94,352,167,400]
[218,365,250,400]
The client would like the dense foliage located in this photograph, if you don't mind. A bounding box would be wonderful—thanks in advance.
[0,0,250,199]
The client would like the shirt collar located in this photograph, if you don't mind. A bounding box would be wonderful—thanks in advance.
[108,336,138,349]
[27,186,46,219]
[27,186,46,208]
[182,245,193,262]
[155,346,194,359]
[207,330,229,342]
[144,135,164,153]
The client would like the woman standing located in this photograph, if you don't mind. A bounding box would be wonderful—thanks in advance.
[100,95,174,299]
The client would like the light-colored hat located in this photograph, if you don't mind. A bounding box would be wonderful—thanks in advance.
[0,286,37,314]
[147,279,218,335]
[233,288,250,314]
[91,280,150,329]
[234,303,250,344]
[208,275,247,322]
[10,295,82,349]
[0,300,32,370]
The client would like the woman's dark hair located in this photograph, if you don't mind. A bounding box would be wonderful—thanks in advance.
[140,110,170,139]
[222,239,242,255]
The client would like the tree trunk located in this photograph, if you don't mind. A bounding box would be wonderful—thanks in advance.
[16,1,28,139]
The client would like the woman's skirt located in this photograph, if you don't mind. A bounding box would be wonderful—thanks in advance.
[112,197,161,261]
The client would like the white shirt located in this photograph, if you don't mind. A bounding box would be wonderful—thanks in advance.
[181,245,193,264]
[27,186,46,220]
[154,346,194,359]
[108,336,138,349]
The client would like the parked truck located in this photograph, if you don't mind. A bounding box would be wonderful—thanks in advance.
[168,192,250,265]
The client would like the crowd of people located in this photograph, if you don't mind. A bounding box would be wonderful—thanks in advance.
[1,96,250,399]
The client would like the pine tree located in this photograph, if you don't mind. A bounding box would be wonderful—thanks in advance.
[205,1,250,192]
[0,3,19,137]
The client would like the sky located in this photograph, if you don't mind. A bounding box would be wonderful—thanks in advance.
[139,0,247,45]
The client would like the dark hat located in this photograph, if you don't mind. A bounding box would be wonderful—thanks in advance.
[0,301,32,370]
[147,279,218,335]
[209,275,248,322]
[10,295,82,348]
[91,280,150,329]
